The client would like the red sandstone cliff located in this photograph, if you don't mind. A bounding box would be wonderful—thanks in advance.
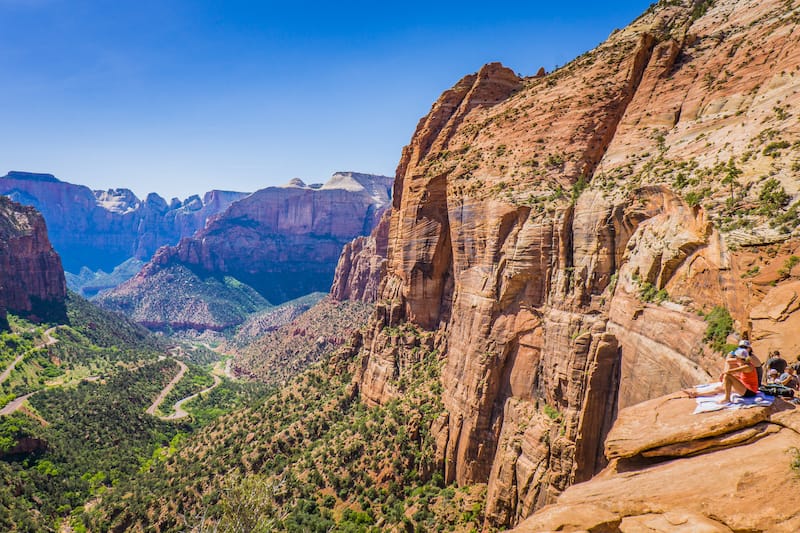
[330,210,390,302]
[342,0,800,528]
[0,196,67,325]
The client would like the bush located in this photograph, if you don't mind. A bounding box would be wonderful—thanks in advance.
[703,306,734,353]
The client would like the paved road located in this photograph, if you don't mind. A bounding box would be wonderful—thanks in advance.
[0,327,59,385]
[146,360,188,416]
[162,373,222,420]
[0,327,59,418]
[0,392,36,416]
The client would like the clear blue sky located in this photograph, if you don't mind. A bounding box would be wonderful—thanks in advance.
[0,0,652,200]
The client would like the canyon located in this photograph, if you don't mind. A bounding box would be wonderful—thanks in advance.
[3,0,800,530]
[339,0,800,528]
[97,172,392,332]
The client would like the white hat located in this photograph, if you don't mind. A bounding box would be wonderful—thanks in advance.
[738,339,751,348]
[735,348,750,359]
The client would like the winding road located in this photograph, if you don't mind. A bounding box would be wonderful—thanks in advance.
[162,373,222,420]
[0,327,59,418]
[146,360,188,415]
[0,327,58,386]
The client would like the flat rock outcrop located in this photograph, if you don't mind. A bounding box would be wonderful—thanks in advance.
[0,196,67,325]
[515,394,800,532]
[0,171,247,273]
[345,0,800,529]
[98,172,392,331]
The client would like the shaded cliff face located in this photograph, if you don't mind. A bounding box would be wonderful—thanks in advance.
[0,197,67,325]
[350,0,800,528]
[98,172,392,331]
[330,209,390,302]
[0,171,248,272]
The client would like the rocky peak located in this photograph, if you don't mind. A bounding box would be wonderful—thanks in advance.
[94,188,141,214]
[2,171,61,183]
[98,172,393,331]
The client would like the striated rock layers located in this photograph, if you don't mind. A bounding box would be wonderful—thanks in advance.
[0,197,67,326]
[97,172,392,331]
[0,171,248,272]
[344,0,800,529]
[330,210,390,302]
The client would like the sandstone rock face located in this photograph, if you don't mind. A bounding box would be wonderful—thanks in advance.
[515,395,800,533]
[349,0,800,528]
[0,171,248,272]
[0,196,67,325]
[330,210,390,302]
[98,172,392,331]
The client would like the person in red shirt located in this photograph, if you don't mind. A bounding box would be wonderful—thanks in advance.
[719,348,759,403]
[685,349,758,402]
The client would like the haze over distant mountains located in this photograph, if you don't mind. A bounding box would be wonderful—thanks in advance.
[0,171,248,274]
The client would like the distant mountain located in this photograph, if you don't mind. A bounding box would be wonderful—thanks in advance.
[96,172,392,332]
[0,171,248,273]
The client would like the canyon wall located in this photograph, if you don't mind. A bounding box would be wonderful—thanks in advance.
[0,196,67,325]
[348,0,800,528]
[0,171,248,272]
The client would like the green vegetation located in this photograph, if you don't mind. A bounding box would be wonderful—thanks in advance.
[1,361,190,529]
[0,293,264,530]
[84,326,483,532]
[703,306,734,354]
[778,256,800,278]
[759,178,790,214]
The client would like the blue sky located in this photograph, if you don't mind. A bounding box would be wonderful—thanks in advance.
[0,0,651,200]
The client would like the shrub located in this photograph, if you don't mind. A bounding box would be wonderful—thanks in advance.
[703,306,734,353]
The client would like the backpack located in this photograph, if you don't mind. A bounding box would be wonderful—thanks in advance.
[759,384,795,398]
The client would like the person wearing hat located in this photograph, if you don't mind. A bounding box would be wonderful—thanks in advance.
[685,349,758,401]
[739,339,763,386]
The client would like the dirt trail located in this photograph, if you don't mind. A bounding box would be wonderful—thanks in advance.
[146,360,188,416]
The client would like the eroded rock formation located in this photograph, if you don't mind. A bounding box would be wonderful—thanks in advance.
[330,210,390,303]
[343,0,800,528]
[515,393,800,532]
[0,196,67,325]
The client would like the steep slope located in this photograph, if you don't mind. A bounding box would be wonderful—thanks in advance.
[232,297,374,384]
[0,171,247,273]
[97,172,392,332]
[0,196,66,326]
[24,0,800,530]
[95,263,271,333]
[347,0,800,528]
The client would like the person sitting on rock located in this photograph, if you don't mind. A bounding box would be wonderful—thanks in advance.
[766,368,780,384]
[685,349,758,402]
[779,363,800,390]
[738,339,763,385]
[766,350,788,375]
